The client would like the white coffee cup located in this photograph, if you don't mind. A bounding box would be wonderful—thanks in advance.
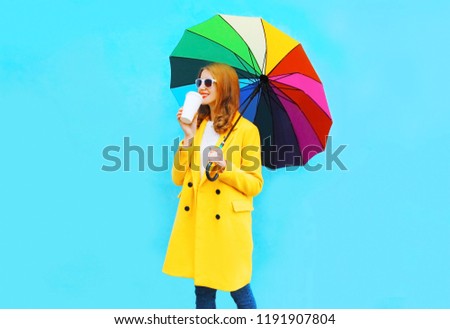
[180,91,202,124]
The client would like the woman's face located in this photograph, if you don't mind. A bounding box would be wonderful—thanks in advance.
[198,69,217,107]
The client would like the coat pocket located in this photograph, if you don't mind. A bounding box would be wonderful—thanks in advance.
[232,200,254,212]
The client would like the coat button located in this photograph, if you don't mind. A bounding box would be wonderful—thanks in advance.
[185,206,190,211]
[188,182,193,187]
[215,189,221,195]
[215,214,220,220]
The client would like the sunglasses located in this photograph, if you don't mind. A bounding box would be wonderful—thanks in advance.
[195,78,217,88]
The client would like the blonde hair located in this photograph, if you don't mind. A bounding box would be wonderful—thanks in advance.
[196,63,240,134]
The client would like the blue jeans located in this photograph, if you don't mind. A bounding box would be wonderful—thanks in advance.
[195,284,256,309]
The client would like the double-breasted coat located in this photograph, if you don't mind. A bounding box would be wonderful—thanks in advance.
[162,113,263,291]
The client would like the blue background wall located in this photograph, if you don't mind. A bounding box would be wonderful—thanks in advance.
[1,0,449,308]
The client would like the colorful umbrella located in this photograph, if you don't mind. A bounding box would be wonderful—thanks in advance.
[170,14,332,169]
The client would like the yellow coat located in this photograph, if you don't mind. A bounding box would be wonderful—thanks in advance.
[162,113,263,291]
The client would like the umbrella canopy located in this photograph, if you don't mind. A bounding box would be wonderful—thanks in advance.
[170,14,332,169]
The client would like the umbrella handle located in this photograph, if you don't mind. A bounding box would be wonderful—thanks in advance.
[205,162,219,181]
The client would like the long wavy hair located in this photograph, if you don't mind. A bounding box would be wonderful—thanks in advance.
[196,63,240,134]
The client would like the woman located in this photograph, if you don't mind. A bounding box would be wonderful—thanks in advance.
[163,63,263,309]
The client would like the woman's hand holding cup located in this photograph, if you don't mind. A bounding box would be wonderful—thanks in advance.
[177,108,198,146]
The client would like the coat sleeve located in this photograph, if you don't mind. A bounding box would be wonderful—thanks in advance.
[218,124,263,197]
[171,141,192,186]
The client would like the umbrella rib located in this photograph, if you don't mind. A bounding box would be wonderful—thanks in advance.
[262,50,267,76]
[184,29,259,77]
[265,43,321,83]
[270,72,297,81]
[240,80,257,86]
[233,52,258,80]
[170,56,258,88]
[239,83,260,110]
[265,44,299,77]
[260,85,277,148]
[270,79,332,120]
[218,15,263,76]
[246,41,261,81]
[269,84,326,148]
[272,83,309,92]
[267,85,298,107]
[260,18,268,75]
[261,85,303,165]
[264,87,306,156]
[220,83,262,148]
[270,72,322,88]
